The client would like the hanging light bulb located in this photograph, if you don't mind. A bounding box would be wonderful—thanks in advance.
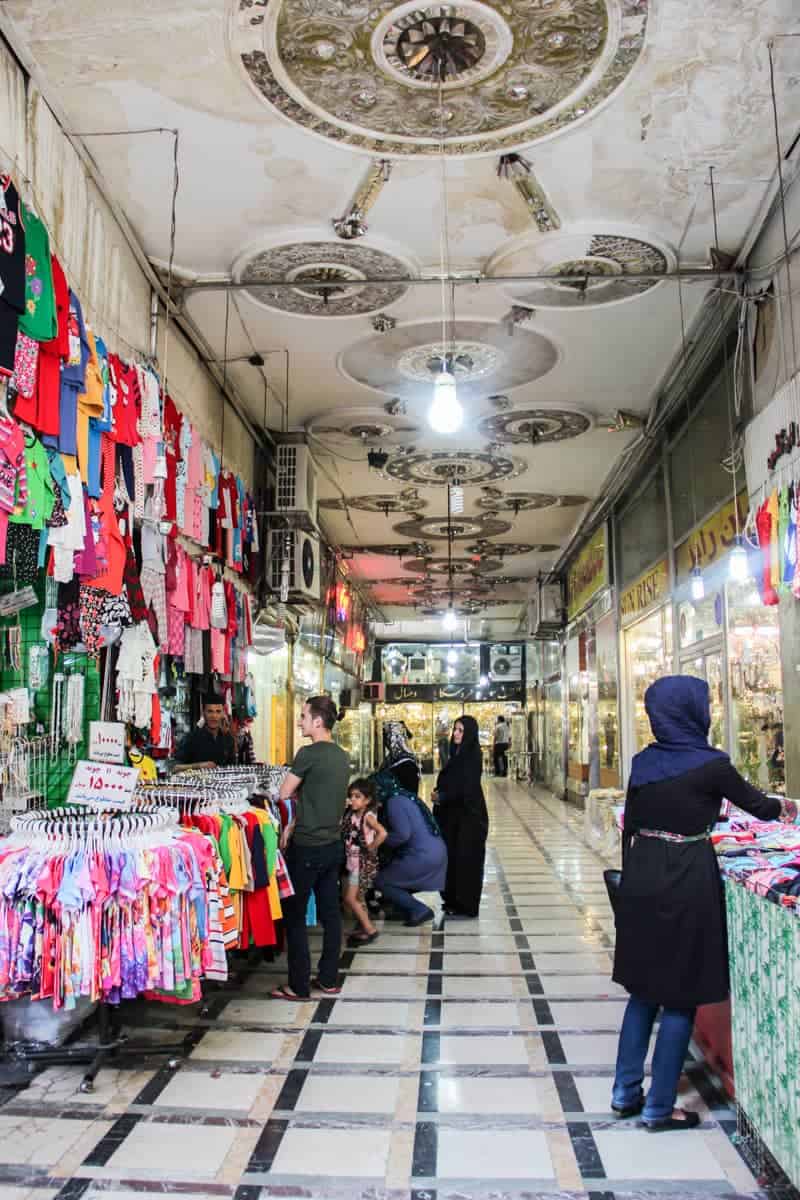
[447,648,457,664]
[428,368,463,434]
[450,485,465,514]
[447,666,455,678]
[729,535,750,583]
[442,607,458,632]
[479,674,489,687]
[690,565,705,601]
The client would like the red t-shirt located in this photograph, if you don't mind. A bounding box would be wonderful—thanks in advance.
[111,354,141,446]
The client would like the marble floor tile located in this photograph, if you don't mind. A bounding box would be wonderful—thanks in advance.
[106,1120,238,1178]
[535,953,614,973]
[441,953,523,973]
[271,1126,392,1177]
[439,1000,521,1028]
[436,1128,555,1179]
[340,974,425,998]
[314,1032,411,1064]
[190,1030,286,1062]
[326,999,411,1027]
[593,1128,727,1179]
[154,1068,266,1111]
[441,974,516,998]
[348,953,421,974]
[437,1034,530,1065]
[295,1073,401,1113]
[0,1116,101,1166]
[436,1074,544,1114]
[539,975,625,997]
[222,997,307,1025]
[548,1000,628,1029]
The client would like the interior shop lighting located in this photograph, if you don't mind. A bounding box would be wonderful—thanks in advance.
[690,565,705,601]
[447,648,457,664]
[479,674,489,687]
[428,367,463,434]
[447,666,456,678]
[728,536,750,583]
[442,607,458,632]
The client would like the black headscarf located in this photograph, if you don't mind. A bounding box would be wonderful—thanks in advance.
[437,714,484,813]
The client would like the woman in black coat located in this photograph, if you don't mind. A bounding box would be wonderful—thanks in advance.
[611,675,791,1131]
[433,715,488,918]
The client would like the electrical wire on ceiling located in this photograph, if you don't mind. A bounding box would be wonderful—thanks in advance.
[229,291,285,428]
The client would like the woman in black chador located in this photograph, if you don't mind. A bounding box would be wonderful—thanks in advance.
[433,715,488,918]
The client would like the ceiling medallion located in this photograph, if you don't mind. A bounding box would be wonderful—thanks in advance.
[342,542,435,556]
[417,599,485,616]
[306,404,419,443]
[384,449,526,487]
[466,541,558,556]
[397,340,501,383]
[232,0,649,157]
[319,493,427,513]
[404,556,502,575]
[393,514,511,540]
[478,408,592,445]
[491,230,671,309]
[476,490,589,511]
[340,320,558,400]
[235,242,410,316]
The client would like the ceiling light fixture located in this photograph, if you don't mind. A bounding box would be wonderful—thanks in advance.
[443,607,458,632]
[729,535,750,583]
[428,72,462,436]
[447,648,457,664]
[479,674,489,687]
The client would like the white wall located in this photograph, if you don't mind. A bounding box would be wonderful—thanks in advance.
[0,40,254,487]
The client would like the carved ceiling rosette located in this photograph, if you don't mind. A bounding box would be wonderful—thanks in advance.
[232,0,649,156]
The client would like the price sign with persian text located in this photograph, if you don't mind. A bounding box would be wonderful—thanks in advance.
[67,761,139,809]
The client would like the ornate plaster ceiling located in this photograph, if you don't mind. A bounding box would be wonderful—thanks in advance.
[306,405,420,444]
[384,449,527,486]
[234,241,411,316]
[394,514,512,540]
[489,229,672,308]
[319,492,427,513]
[477,407,593,445]
[342,543,435,557]
[404,556,503,575]
[476,490,589,511]
[340,320,559,399]
[466,541,558,556]
[232,0,649,156]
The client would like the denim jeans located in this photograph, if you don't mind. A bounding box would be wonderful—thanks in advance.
[378,879,432,923]
[612,994,697,1122]
[282,840,344,996]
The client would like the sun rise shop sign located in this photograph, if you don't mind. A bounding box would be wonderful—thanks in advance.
[620,559,669,626]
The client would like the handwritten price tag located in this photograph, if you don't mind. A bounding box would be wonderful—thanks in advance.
[89,722,126,765]
[67,761,139,809]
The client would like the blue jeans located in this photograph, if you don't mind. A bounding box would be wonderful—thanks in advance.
[378,879,432,923]
[283,840,344,995]
[612,995,697,1122]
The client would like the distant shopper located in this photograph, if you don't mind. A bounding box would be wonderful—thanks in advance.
[272,696,350,1000]
[433,715,489,918]
[437,721,450,770]
[375,772,447,927]
[611,675,793,1131]
[493,715,510,777]
[381,721,420,794]
[173,693,235,770]
[342,778,388,947]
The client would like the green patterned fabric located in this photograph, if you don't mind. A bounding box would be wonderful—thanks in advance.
[727,879,800,1188]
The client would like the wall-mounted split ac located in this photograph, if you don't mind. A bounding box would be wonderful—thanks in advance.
[267,529,321,601]
[489,643,523,682]
[275,443,318,525]
[528,580,564,637]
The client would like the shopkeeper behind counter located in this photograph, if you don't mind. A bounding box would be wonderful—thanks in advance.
[173,693,236,770]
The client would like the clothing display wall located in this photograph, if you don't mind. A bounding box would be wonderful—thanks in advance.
[0,169,260,784]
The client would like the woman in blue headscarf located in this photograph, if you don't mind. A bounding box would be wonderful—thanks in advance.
[611,675,791,1132]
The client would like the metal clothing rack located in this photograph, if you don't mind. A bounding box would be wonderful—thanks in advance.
[0,806,188,1091]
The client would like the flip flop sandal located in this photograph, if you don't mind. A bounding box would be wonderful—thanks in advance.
[311,978,342,995]
[270,985,309,1001]
[643,1110,701,1132]
[347,931,379,947]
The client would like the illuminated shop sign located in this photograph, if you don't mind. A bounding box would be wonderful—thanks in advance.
[620,559,669,625]
[567,524,608,620]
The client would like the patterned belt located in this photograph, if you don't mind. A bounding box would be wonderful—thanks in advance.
[637,828,711,844]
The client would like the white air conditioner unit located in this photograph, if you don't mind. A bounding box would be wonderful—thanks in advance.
[528,581,564,637]
[490,643,523,682]
[275,443,318,521]
[267,529,321,601]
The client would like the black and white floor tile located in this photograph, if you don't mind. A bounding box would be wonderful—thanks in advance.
[0,781,766,1200]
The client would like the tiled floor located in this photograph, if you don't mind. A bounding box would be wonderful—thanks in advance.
[0,780,762,1200]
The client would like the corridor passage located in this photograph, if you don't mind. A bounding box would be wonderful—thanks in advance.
[0,782,756,1200]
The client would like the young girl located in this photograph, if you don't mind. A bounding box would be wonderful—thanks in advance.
[342,778,387,947]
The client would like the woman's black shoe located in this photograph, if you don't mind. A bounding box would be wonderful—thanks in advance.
[643,1110,701,1132]
[611,1096,644,1119]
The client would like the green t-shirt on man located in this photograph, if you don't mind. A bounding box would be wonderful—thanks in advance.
[290,740,350,846]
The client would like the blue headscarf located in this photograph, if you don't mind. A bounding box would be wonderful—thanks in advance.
[629,675,728,788]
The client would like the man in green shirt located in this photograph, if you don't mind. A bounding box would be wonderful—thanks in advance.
[272,695,350,1000]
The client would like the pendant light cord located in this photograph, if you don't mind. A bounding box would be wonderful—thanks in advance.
[438,75,450,370]
[709,166,741,539]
